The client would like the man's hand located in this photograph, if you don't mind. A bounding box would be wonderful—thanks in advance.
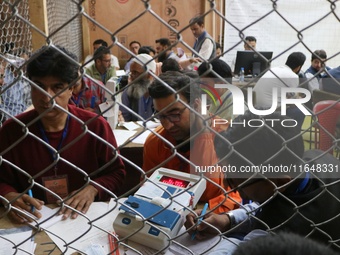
[118,110,125,123]
[59,185,98,220]
[4,192,44,224]
[184,209,231,240]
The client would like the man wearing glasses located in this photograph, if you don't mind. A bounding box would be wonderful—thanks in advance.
[143,71,241,213]
[85,46,116,84]
[184,111,340,254]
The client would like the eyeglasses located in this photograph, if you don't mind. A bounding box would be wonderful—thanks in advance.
[155,107,187,123]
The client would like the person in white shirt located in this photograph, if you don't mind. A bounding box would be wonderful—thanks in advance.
[189,16,216,61]
[253,52,306,128]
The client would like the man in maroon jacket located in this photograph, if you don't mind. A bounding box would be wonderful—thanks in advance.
[0,45,126,223]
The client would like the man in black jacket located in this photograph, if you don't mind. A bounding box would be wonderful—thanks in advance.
[185,111,340,253]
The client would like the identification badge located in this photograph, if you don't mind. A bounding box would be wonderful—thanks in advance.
[42,175,69,204]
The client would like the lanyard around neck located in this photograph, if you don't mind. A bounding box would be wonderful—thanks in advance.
[38,115,70,162]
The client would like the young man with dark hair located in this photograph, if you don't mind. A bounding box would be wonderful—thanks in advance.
[155,37,179,63]
[189,16,216,61]
[185,111,340,253]
[305,49,331,79]
[138,46,156,56]
[85,46,116,84]
[243,36,257,51]
[0,45,126,223]
[253,51,307,129]
[143,71,241,213]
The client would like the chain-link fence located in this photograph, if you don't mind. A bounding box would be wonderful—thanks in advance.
[0,0,340,254]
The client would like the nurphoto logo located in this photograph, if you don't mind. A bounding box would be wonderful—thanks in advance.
[201,84,311,127]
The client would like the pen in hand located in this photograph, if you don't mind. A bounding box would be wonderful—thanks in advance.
[191,202,209,240]
[27,189,35,213]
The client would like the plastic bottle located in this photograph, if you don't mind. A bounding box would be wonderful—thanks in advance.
[239,67,245,83]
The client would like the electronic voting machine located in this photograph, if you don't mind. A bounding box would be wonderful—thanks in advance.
[113,167,206,250]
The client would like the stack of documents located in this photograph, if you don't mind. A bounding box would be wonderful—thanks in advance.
[0,227,36,255]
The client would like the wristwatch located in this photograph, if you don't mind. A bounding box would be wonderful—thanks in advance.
[226,211,236,228]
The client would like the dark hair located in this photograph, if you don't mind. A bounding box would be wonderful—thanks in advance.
[149,71,200,105]
[311,49,327,61]
[285,52,306,70]
[189,16,204,26]
[214,111,304,177]
[27,45,79,84]
[129,41,141,47]
[93,39,108,47]
[245,36,257,42]
[138,46,156,55]
[233,232,338,255]
[155,38,171,47]
[93,46,111,61]
[197,59,232,84]
[161,58,181,73]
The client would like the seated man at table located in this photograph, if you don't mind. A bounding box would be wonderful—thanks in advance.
[198,59,248,121]
[184,111,340,253]
[0,45,126,223]
[120,54,156,121]
[143,71,241,213]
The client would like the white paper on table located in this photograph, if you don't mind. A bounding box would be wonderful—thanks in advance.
[99,101,116,117]
[130,129,153,144]
[136,120,161,129]
[46,202,119,255]
[0,229,35,255]
[29,205,62,230]
[134,182,165,199]
[169,227,222,255]
[112,129,137,146]
[118,122,140,131]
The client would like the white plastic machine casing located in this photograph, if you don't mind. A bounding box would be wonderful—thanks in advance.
[113,168,206,250]
[105,78,120,129]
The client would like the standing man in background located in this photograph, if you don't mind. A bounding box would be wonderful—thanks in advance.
[189,16,216,61]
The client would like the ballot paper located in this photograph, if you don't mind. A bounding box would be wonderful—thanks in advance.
[112,129,137,146]
[46,202,118,255]
[0,227,36,255]
[130,129,153,144]
[29,205,62,229]
[136,120,161,129]
[118,121,140,131]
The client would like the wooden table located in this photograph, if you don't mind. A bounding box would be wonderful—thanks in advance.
[0,207,62,255]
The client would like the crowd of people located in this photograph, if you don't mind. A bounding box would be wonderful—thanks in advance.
[0,14,340,254]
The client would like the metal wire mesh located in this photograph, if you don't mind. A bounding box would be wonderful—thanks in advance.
[0,0,340,254]
[46,0,83,60]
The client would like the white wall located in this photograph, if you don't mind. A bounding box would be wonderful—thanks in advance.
[223,0,340,71]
